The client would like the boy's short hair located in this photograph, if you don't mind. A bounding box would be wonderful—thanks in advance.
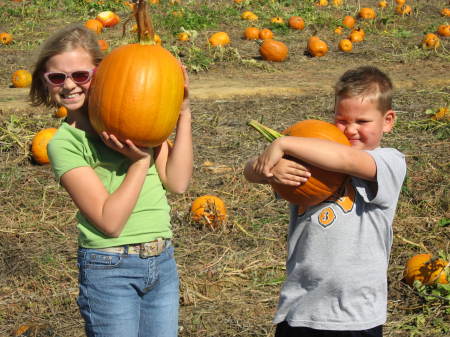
[334,66,393,114]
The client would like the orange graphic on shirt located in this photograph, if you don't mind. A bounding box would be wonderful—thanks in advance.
[335,182,356,213]
[318,207,336,227]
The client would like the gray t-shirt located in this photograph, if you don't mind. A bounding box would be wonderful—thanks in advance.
[273,147,406,331]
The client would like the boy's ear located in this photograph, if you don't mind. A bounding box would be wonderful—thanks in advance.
[383,109,396,132]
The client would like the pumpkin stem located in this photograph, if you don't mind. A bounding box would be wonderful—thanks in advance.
[135,0,155,44]
[248,120,283,142]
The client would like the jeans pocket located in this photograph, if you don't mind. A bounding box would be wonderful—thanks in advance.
[79,249,122,270]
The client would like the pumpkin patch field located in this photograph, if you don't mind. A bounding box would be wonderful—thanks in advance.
[1,0,450,336]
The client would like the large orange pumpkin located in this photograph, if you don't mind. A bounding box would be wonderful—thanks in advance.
[88,1,184,147]
[270,120,350,208]
[404,254,449,286]
[31,128,58,165]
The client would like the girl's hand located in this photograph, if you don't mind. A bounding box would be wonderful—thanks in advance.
[101,132,152,163]
[179,64,191,118]
[268,158,311,186]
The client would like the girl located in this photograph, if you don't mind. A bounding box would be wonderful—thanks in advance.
[30,24,192,337]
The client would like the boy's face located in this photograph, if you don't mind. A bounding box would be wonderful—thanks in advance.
[334,95,396,150]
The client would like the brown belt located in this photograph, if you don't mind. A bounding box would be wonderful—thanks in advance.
[94,238,170,258]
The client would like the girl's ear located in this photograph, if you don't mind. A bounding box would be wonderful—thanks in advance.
[383,110,396,133]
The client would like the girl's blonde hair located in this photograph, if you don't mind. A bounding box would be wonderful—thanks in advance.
[30,24,103,107]
[334,66,393,114]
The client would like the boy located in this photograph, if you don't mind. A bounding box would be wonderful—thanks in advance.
[244,66,406,337]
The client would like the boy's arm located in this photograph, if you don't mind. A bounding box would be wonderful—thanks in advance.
[254,136,377,182]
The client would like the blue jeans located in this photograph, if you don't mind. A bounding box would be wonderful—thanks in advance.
[77,244,179,337]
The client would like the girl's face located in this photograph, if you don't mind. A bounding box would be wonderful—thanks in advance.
[44,47,95,112]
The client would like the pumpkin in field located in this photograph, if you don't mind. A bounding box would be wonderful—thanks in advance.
[191,195,227,228]
[334,26,344,35]
[241,11,258,21]
[288,16,305,30]
[11,69,32,88]
[249,120,350,209]
[208,32,230,46]
[316,0,328,6]
[270,16,285,24]
[338,39,353,52]
[307,36,328,57]
[349,28,365,43]
[96,11,120,27]
[358,8,377,19]
[342,15,356,29]
[422,33,440,49]
[88,1,184,147]
[441,8,450,17]
[97,39,109,51]
[84,19,103,34]
[259,39,288,62]
[178,32,190,41]
[243,27,260,40]
[31,128,58,165]
[332,0,343,6]
[404,254,449,286]
[55,106,68,118]
[0,32,13,45]
[378,0,388,8]
[395,4,412,15]
[437,24,450,37]
[259,28,274,40]
[395,0,405,5]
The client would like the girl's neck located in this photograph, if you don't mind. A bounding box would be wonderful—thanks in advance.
[66,108,97,135]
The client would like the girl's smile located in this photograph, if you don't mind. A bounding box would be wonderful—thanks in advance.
[45,48,95,112]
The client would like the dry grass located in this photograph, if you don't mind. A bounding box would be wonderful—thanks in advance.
[1,89,449,337]
[1,0,450,336]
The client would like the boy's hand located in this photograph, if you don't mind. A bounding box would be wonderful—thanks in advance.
[100,132,152,163]
[268,158,311,186]
[253,139,285,178]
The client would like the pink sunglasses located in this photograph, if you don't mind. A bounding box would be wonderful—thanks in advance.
[43,69,95,86]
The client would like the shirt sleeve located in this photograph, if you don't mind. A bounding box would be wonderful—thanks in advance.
[47,136,90,182]
[353,148,406,208]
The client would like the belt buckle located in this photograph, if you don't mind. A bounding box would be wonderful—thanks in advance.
[139,239,164,259]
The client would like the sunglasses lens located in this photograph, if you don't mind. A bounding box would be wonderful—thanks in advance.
[47,73,66,85]
[72,71,91,84]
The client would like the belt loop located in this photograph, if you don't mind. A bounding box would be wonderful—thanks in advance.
[123,245,129,255]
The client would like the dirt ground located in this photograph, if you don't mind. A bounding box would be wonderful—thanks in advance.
[2,60,450,108]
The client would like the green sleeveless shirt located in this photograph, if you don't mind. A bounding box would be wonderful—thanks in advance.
[47,122,172,248]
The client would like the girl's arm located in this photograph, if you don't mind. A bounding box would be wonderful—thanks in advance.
[254,136,377,182]
[155,65,193,194]
[60,134,152,238]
